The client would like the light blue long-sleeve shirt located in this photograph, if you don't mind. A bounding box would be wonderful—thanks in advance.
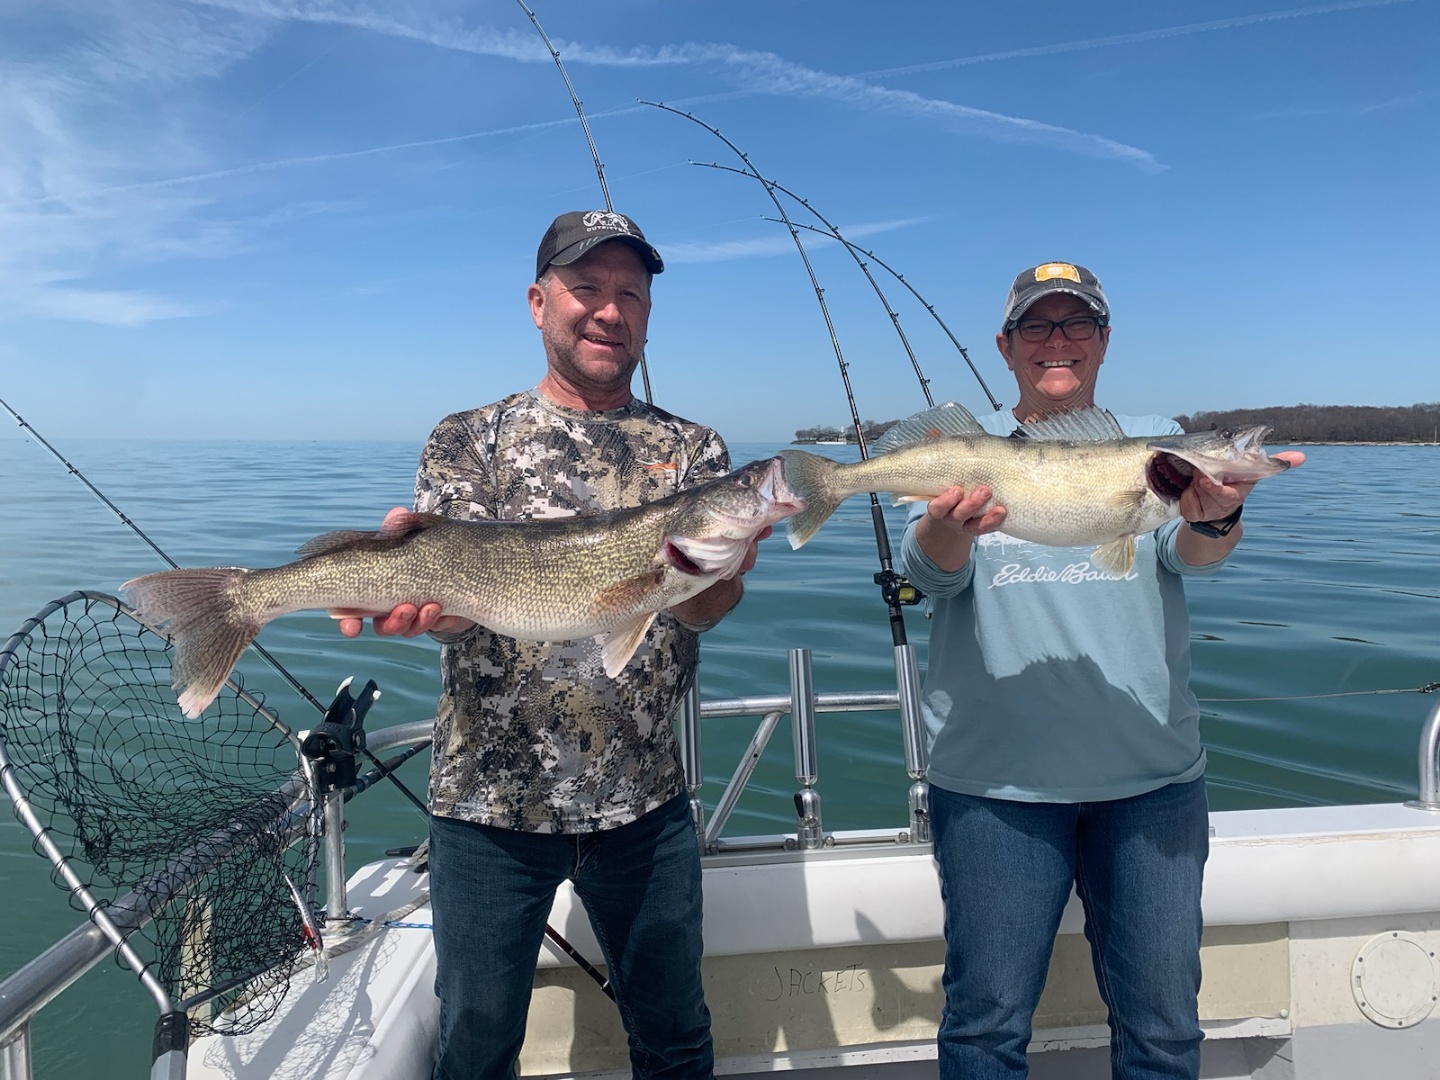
[899,411,1226,803]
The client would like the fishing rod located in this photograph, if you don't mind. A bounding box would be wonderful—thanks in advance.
[514,0,611,212]
[514,0,654,404]
[3,396,616,992]
[691,160,1003,413]
[1,396,324,715]
[640,101,932,839]
[693,163,935,407]
[0,399,439,826]
[763,214,1004,414]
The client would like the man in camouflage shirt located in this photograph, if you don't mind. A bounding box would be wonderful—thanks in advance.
[343,211,761,1079]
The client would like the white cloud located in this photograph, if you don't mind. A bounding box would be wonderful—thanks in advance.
[852,0,1416,79]
[664,216,931,264]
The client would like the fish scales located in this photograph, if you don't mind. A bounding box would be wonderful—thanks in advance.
[123,456,801,718]
[778,402,1291,577]
[815,436,1172,547]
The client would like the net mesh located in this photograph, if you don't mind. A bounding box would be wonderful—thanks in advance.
[0,591,318,1037]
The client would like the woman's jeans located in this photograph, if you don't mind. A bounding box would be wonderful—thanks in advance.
[930,778,1208,1080]
[428,793,713,1080]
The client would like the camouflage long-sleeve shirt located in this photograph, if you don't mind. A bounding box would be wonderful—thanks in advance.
[416,389,732,834]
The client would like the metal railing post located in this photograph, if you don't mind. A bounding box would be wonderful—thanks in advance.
[0,1025,31,1080]
[323,792,349,925]
[679,678,707,850]
[1405,696,1440,811]
[790,649,824,849]
[703,710,785,850]
[895,643,931,843]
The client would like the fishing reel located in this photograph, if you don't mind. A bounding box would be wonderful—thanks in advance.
[301,677,381,794]
[875,569,924,608]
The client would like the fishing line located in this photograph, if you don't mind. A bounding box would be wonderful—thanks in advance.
[0,397,435,818]
[640,103,939,832]
[763,214,1003,413]
[1201,681,1440,703]
[640,102,922,618]
[692,163,939,408]
[0,404,614,1004]
[515,0,655,405]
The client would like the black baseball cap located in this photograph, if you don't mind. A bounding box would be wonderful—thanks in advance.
[1002,261,1109,329]
[535,210,665,281]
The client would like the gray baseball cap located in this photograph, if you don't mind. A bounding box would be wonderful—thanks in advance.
[535,210,664,281]
[1002,261,1109,329]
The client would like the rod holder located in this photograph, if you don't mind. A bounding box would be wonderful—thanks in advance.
[679,679,707,847]
[1405,696,1440,812]
[322,794,349,927]
[895,643,928,781]
[302,678,379,931]
[1,1025,32,1080]
[794,787,824,850]
[908,781,932,844]
[790,649,817,785]
[790,649,824,849]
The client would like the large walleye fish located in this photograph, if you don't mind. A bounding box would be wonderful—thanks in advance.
[124,457,801,719]
[779,404,1292,575]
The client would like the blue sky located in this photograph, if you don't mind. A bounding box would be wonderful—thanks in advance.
[1,0,1435,443]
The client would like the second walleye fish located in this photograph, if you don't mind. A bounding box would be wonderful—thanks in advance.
[779,403,1292,575]
[124,457,800,719]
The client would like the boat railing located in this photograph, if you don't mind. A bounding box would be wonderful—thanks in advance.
[680,647,932,854]
[2,606,1438,1080]
[1407,693,1440,811]
[0,717,431,1080]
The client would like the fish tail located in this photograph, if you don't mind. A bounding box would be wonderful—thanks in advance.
[121,567,262,719]
[778,449,844,549]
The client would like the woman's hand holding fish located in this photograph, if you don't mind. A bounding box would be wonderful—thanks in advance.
[1176,450,1306,564]
[914,484,1008,573]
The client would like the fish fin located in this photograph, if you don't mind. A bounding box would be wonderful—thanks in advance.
[1090,536,1136,577]
[873,401,983,454]
[1104,487,1151,512]
[296,512,448,559]
[892,495,926,505]
[121,567,261,719]
[777,449,843,548]
[1019,407,1125,442]
[593,569,667,611]
[598,613,659,677]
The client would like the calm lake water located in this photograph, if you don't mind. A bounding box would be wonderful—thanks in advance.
[0,436,1437,1076]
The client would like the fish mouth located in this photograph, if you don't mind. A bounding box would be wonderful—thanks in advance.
[663,539,705,576]
[756,458,807,519]
[1146,453,1194,504]
[1145,425,1291,499]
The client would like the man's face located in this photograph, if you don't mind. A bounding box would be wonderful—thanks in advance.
[529,242,652,403]
[995,292,1110,418]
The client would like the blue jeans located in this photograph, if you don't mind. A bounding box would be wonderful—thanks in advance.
[929,778,1208,1080]
[428,793,713,1080]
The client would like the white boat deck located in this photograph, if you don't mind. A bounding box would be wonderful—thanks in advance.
[186,801,1440,1080]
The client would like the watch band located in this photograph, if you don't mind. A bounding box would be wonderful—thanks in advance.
[1188,504,1243,538]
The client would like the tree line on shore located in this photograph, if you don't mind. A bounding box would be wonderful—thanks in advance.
[794,403,1439,445]
[1175,403,1439,443]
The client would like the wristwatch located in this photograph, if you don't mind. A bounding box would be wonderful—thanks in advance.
[1188,504,1243,538]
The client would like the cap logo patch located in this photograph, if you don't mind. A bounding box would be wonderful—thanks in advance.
[1034,262,1082,284]
[582,210,634,235]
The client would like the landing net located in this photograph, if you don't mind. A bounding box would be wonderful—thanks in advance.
[0,591,318,1037]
